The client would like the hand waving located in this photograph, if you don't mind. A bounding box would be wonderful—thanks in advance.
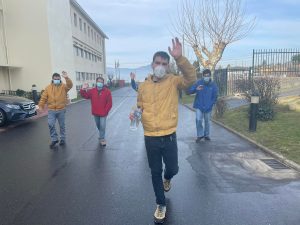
[168,37,182,60]
[130,72,136,80]
[82,83,89,89]
[61,71,68,78]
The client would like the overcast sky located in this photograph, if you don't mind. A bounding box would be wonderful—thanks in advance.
[76,0,300,68]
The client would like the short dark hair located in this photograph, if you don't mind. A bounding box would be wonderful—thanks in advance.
[202,69,211,77]
[52,73,61,79]
[96,77,104,82]
[152,51,170,63]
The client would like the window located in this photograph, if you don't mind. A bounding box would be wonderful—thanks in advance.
[76,72,80,81]
[73,46,77,56]
[89,53,91,60]
[85,50,88,59]
[76,47,79,56]
[79,18,82,31]
[74,13,77,27]
[94,33,96,42]
[81,72,85,81]
[88,26,90,37]
[84,22,86,33]
[91,30,93,40]
[80,49,84,57]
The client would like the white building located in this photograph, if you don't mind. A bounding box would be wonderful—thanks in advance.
[0,0,108,99]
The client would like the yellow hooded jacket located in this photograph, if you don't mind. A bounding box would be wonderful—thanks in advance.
[38,77,73,111]
[137,56,196,136]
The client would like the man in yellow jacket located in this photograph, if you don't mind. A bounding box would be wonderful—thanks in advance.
[137,37,196,223]
[38,71,73,148]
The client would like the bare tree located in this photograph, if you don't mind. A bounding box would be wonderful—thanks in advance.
[171,0,255,74]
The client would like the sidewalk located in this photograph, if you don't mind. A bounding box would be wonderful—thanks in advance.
[183,100,300,172]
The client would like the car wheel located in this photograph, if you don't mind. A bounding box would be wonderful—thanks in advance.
[0,109,7,127]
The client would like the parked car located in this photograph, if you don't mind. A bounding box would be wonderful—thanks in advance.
[0,95,37,127]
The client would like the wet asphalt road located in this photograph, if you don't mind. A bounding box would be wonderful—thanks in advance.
[1,87,300,225]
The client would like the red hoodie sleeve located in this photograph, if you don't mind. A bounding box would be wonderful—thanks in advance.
[80,88,92,99]
[105,90,112,114]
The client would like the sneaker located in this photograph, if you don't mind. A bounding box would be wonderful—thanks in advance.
[100,140,106,147]
[163,179,171,192]
[49,140,58,148]
[196,136,204,143]
[59,140,65,146]
[154,205,166,224]
[204,136,211,141]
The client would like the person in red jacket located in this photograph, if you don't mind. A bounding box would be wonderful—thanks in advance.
[80,77,112,146]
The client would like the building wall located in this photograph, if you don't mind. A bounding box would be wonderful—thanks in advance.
[2,0,53,92]
[70,2,107,91]
[0,8,8,66]
[0,0,107,99]
[0,67,9,92]
[47,0,76,99]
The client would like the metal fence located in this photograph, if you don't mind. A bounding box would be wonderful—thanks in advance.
[214,49,300,97]
[252,49,300,77]
[0,90,41,101]
[214,67,251,96]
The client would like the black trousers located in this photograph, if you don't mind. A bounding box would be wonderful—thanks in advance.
[144,132,179,206]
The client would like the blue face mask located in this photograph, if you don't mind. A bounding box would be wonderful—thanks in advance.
[53,79,61,85]
[203,77,210,83]
[96,82,104,89]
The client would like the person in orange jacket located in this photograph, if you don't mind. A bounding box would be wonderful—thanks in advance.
[38,71,73,148]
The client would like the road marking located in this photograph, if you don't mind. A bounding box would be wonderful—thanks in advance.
[108,96,129,119]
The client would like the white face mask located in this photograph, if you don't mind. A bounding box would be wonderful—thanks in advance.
[153,65,167,78]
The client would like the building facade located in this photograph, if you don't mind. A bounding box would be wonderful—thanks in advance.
[0,0,108,99]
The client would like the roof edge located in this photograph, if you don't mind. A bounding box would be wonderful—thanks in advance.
[70,0,108,39]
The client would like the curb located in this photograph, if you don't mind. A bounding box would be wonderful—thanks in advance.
[182,103,300,172]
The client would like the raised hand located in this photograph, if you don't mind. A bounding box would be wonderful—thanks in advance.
[130,72,136,80]
[168,37,182,60]
[36,105,43,113]
[61,71,68,78]
[82,83,89,89]
[196,85,204,91]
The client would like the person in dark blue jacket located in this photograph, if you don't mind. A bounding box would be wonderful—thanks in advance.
[187,69,218,142]
[130,72,139,91]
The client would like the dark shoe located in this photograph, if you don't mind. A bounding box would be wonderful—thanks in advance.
[204,136,211,141]
[59,140,65,146]
[154,205,166,224]
[196,136,204,143]
[49,140,59,148]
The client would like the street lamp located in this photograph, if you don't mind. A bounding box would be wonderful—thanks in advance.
[249,92,259,132]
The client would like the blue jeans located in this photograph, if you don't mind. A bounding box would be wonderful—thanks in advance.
[196,109,211,137]
[94,116,106,140]
[48,109,66,142]
[144,132,179,206]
